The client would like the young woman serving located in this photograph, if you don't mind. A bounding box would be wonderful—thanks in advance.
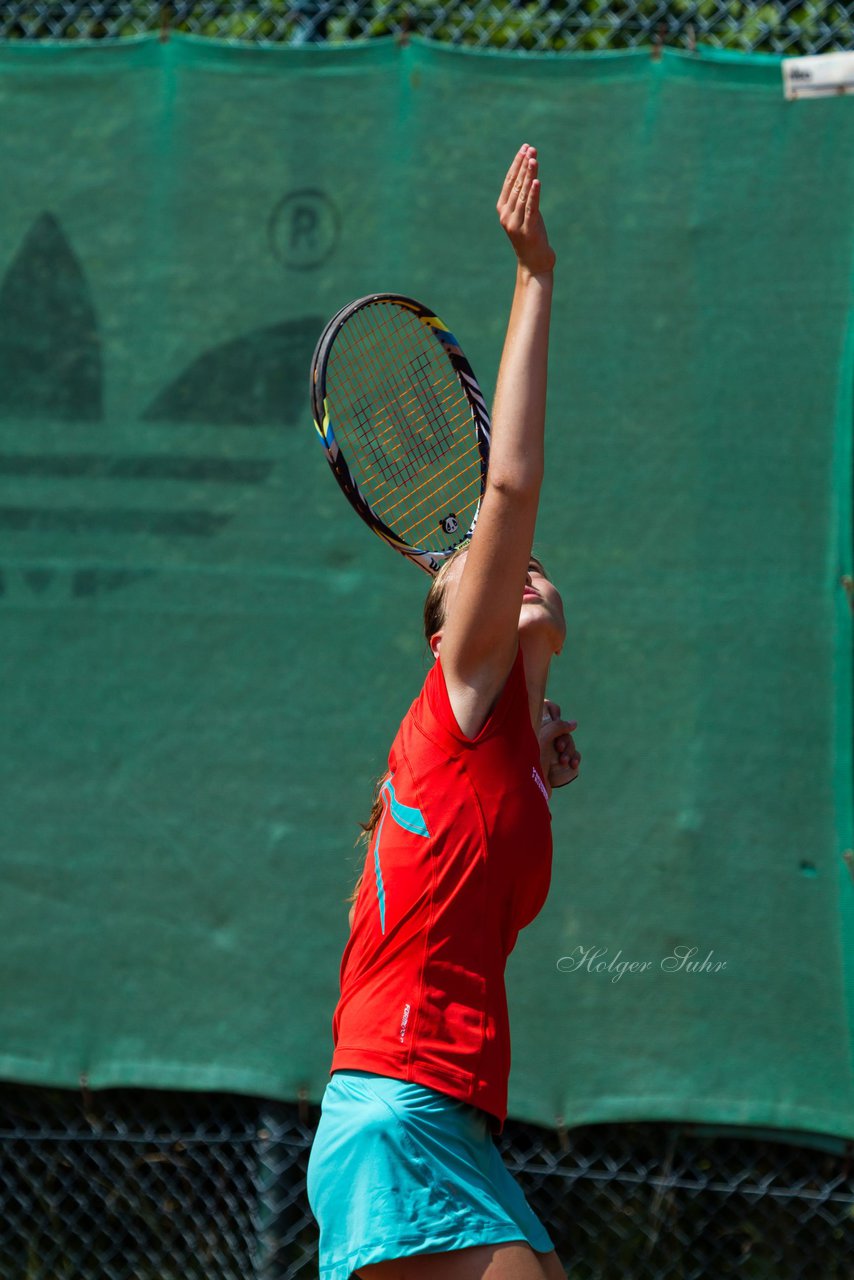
[307,145,578,1280]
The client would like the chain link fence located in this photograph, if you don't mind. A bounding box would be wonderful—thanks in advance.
[1,0,854,52]
[1,1082,853,1280]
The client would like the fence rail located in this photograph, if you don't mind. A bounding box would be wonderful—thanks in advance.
[2,0,854,53]
[1,1084,853,1280]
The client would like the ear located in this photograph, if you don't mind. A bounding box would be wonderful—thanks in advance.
[429,631,442,661]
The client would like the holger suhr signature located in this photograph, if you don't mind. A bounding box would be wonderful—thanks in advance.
[557,945,727,983]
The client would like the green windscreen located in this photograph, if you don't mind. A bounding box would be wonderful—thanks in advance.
[0,35,852,1140]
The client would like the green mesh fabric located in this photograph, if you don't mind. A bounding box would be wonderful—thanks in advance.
[0,35,851,1139]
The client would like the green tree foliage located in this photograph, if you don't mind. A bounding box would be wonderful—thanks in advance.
[0,0,851,52]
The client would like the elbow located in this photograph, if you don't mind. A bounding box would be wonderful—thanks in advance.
[486,467,543,502]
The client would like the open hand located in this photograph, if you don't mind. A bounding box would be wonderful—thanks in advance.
[497,144,556,276]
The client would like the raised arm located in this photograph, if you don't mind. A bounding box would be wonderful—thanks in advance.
[437,145,557,735]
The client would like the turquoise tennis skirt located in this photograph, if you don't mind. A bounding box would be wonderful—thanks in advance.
[306,1069,554,1280]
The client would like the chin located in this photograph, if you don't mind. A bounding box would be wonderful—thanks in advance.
[518,613,556,639]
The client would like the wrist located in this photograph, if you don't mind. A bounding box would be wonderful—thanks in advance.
[516,263,555,287]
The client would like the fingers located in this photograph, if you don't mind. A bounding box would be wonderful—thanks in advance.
[548,757,580,788]
[498,144,529,210]
[523,176,540,227]
[556,739,581,769]
[537,716,578,762]
[540,716,572,742]
[541,707,581,791]
[553,763,580,787]
[545,721,580,770]
[498,145,538,220]
[510,151,536,217]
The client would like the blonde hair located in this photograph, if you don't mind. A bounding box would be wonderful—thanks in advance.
[422,541,470,647]
[345,544,471,913]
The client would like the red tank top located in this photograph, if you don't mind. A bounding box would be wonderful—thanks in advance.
[329,647,553,1134]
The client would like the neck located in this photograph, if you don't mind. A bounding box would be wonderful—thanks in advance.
[519,631,554,729]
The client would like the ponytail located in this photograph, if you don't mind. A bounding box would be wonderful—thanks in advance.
[345,773,387,909]
[347,543,469,914]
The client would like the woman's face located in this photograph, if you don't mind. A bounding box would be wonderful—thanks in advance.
[432,551,566,655]
[519,556,567,653]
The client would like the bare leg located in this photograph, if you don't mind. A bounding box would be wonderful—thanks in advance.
[355,1241,565,1280]
[533,1248,566,1280]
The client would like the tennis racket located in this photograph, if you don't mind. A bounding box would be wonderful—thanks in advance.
[310,294,491,575]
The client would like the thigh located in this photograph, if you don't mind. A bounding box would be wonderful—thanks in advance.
[532,1248,566,1280]
[356,1240,565,1280]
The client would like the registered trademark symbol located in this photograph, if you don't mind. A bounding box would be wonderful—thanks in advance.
[268,189,340,271]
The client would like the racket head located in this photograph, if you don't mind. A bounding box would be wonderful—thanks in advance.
[310,293,491,575]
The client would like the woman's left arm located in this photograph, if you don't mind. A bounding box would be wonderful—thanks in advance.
[437,147,557,732]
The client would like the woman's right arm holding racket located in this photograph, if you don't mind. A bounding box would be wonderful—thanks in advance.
[438,144,558,736]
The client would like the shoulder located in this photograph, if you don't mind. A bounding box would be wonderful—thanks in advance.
[394,650,527,770]
[428,648,527,743]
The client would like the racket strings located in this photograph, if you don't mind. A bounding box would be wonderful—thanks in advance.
[346,365,480,540]
[350,307,456,483]
[335,310,425,487]
[328,304,482,550]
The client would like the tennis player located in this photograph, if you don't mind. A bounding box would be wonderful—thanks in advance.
[307,144,576,1280]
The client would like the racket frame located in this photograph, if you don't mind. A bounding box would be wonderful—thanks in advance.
[310,293,491,575]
